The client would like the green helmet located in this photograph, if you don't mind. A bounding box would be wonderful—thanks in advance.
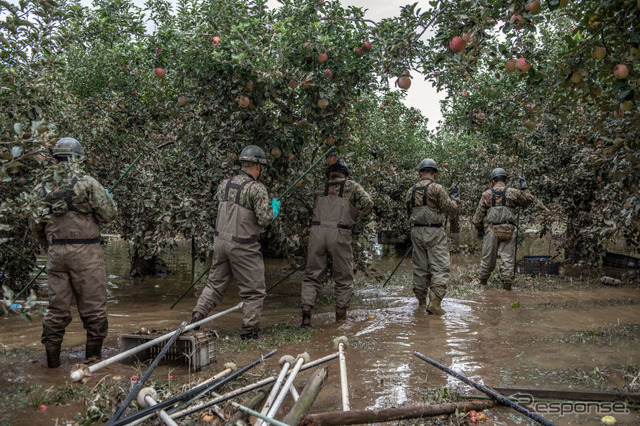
[491,168,507,180]
[239,145,267,165]
[419,158,438,173]
[52,137,84,160]
[327,159,349,177]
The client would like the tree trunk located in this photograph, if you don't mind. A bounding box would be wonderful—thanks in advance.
[300,400,496,426]
[282,367,328,425]
[130,248,168,277]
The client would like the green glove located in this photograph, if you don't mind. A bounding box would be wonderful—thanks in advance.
[271,198,281,219]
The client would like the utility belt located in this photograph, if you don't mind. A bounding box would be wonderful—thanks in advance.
[214,230,259,244]
[489,221,516,226]
[312,221,351,230]
[413,223,443,228]
[51,238,101,245]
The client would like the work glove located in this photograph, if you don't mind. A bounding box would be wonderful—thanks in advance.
[271,198,281,219]
[448,183,461,202]
[190,312,204,330]
[476,227,485,240]
[518,174,528,190]
[352,221,364,235]
[105,188,114,199]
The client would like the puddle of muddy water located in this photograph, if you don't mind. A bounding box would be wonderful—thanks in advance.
[1,234,639,425]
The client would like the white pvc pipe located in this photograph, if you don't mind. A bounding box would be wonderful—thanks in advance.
[171,352,338,420]
[338,342,350,411]
[70,303,242,382]
[255,359,292,426]
[265,353,308,420]
[144,395,179,426]
[289,385,299,401]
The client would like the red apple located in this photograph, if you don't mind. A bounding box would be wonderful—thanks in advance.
[177,95,187,106]
[613,64,629,79]
[362,41,372,52]
[153,67,165,79]
[505,59,517,72]
[288,80,298,89]
[477,112,486,121]
[108,82,114,88]
[510,14,524,30]
[413,116,418,121]
[462,92,468,97]
[317,98,328,109]
[473,82,479,88]
[245,80,254,90]
[516,57,531,74]
[324,69,333,79]
[353,47,364,57]
[397,76,411,89]
[38,405,47,411]
[326,136,336,146]
[318,53,328,63]
[525,0,541,15]
[462,31,472,43]
[449,36,467,53]
[237,96,250,107]
[213,36,221,46]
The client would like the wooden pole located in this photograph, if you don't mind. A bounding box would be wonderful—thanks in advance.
[300,401,496,426]
[282,367,328,426]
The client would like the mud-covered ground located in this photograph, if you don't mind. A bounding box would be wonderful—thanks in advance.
[1,236,639,425]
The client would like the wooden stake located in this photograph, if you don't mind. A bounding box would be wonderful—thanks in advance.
[282,367,328,426]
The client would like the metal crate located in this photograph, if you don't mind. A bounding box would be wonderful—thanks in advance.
[118,329,217,371]
[517,256,560,275]
[602,252,639,269]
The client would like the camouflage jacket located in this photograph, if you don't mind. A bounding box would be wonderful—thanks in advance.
[31,161,117,243]
[214,170,272,228]
[472,182,535,229]
[315,173,374,222]
[405,177,458,216]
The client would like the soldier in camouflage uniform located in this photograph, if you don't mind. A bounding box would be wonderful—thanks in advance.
[31,138,117,368]
[300,158,373,326]
[405,159,460,315]
[472,168,534,290]
[192,145,280,340]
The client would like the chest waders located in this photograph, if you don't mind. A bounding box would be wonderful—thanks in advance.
[301,180,359,325]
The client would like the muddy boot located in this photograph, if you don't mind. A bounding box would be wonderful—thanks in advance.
[301,306,312,328]
[240,330,259,340]
[418,298,426,306]
[190,311,205,331]
[85,342,102,360]
[45,345,61,369]
[335,308,347,322]
[502,281,512,291]
[478,279,488,286]
[426,296,446,316]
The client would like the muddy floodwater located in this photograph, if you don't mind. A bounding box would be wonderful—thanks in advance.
[1,234,639,425]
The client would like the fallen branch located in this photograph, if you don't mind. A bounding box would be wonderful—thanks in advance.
[282,367,328,426]
[300,401,496,425]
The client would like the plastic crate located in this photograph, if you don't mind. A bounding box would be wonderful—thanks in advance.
[517,256,560,275]
[118,329,217,371]
[602,252,639,269]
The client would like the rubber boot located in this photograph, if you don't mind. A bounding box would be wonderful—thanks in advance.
[418,298,427,307]
[479,279,488,286]
[46,346,61,369]
[85,342,102,360]
[301,306,312,328]
[335,307,347,322]
[503,281,512,291]
[190,311,205,331]
[240,330,259,340]
[426,291,446,316]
